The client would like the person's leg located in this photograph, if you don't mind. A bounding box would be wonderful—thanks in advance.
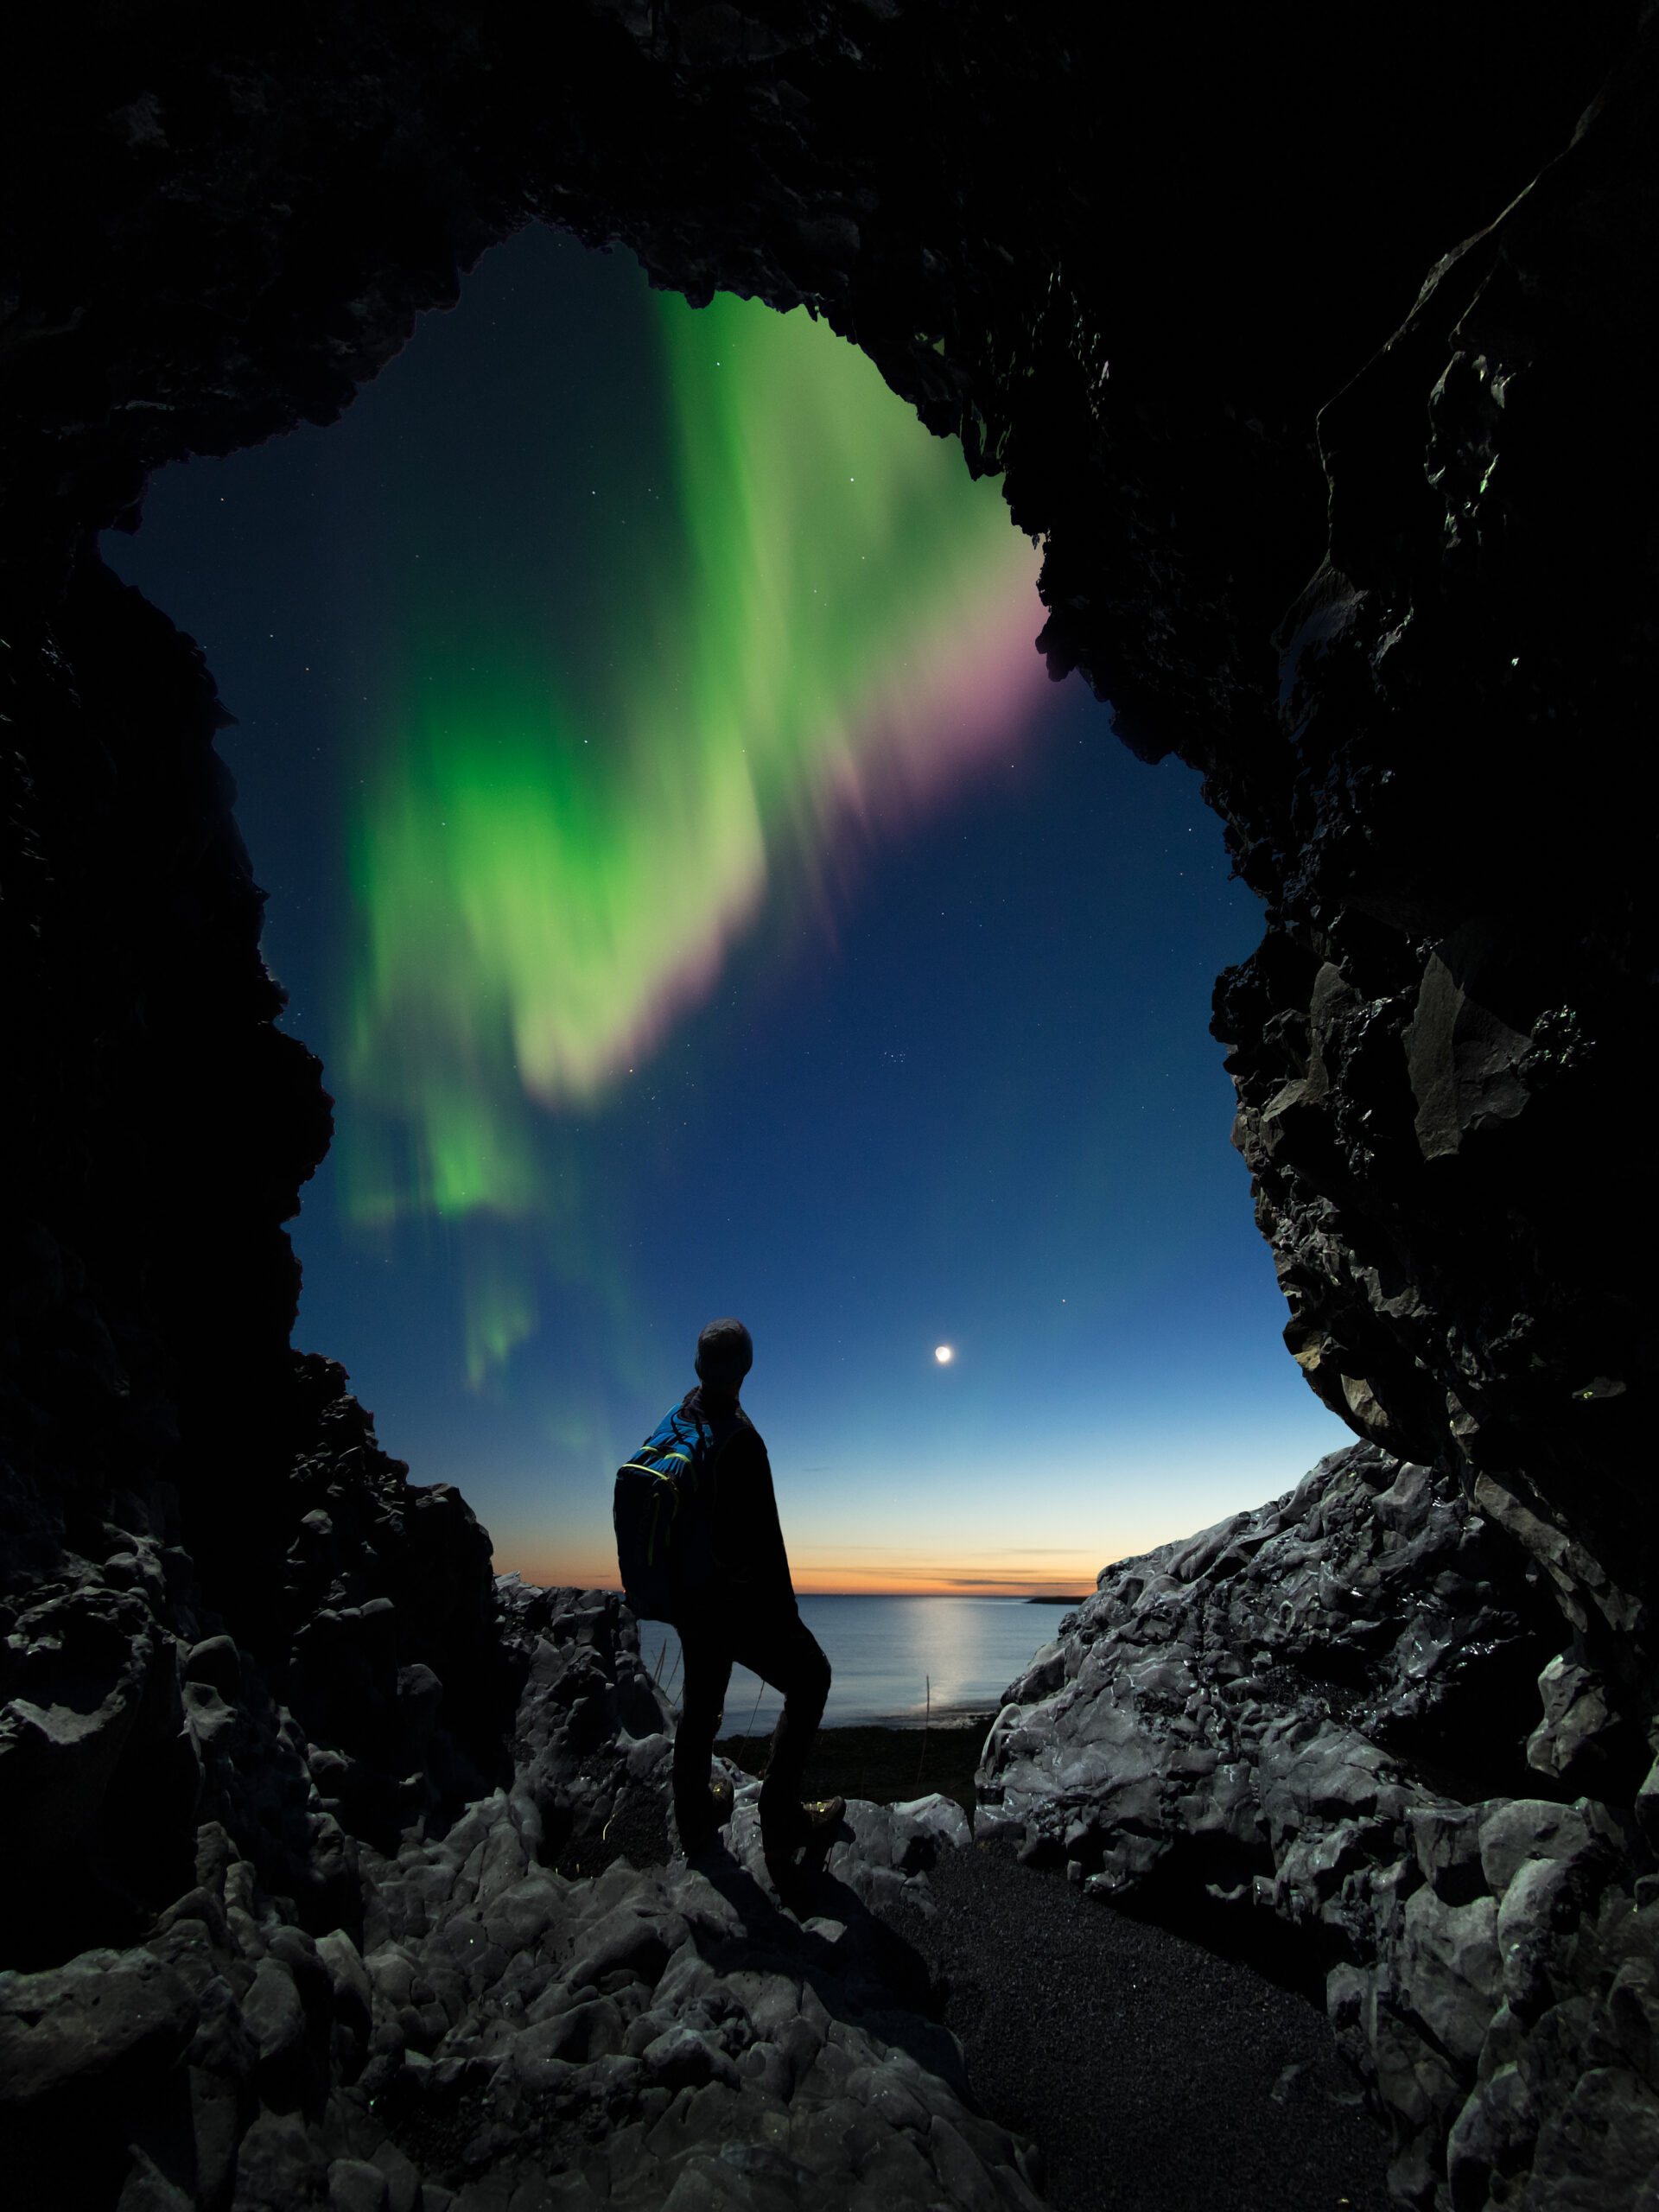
[672,1623,734,1850]
[732,1610,832,1837]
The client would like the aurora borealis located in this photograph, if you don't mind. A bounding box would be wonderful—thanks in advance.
[341,283,1049,1382]
[104,225,1351,1592]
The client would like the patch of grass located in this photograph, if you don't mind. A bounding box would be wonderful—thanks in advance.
[715,1720,994,1827]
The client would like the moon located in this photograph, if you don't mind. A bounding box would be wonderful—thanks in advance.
[934,1345,953,1364]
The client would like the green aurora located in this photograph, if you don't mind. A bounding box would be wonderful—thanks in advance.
[340,289,1049,1384]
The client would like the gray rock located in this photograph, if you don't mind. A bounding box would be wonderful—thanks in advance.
[184,1678,239,1753]
[890,1794,973,1872]
[186,1636,244,1700]
[232,2107,331,2209]
[565,1904,678,1993]
[188,1973,259,2082]
[115,2145,195,2212]
[627,1732,674,1779]
[242,1959,306,2064]
[1408,1804,1486,1904]
[1529,2059,1659,2208]
[1479,1798,1601,1895]
[643,2023,741,2091]
[327,2158,391,2212]
[974,1444,1659,2205]
[1600,1957,1659,2093]
[0,1586,170,1864]
[0,1946,197,2104]
[1499,1856,1591,2018]
[524,1997,627,2065]
[315,1930,372,2027]
[367,2145,422,2212]
[480,1872,564,1956]
[1446,2063,1538,2212]
[930,2113,1005,2212]
[1527,1653,1617,1783]
[1399,1888,1501,2066]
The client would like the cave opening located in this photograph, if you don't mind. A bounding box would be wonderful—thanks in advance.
[6,10,1656,2203]
[100,218,1351,1623]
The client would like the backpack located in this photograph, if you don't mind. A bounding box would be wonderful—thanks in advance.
[613,1400,725,1622]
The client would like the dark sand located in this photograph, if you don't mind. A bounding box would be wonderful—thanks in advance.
[722,1724,1394,2212]
[897,1843,1393,2212]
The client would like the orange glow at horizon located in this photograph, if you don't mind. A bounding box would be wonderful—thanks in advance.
[493,1539,1106,1599]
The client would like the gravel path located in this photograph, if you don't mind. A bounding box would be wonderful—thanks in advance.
[893,1843,1395,2212]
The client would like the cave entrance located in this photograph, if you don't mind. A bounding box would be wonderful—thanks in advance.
[101,223,1349,1624]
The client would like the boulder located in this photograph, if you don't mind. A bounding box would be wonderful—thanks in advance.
[0,1946,197,2104]
[978,1446,1659,2204]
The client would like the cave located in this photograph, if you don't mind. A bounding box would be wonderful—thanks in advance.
[3,4,1656,2208]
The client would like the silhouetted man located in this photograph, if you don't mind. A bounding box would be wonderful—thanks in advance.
[669,1318,842,1878]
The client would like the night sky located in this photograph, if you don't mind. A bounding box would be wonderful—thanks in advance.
[103,225,1349,1592]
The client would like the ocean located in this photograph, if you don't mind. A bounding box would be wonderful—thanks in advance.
[635,1593,1073,1734]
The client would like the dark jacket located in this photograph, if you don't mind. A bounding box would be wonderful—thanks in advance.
[679,1385,796,1614]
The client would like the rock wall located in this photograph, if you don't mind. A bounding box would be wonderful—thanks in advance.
[977,1446,1659,2207]
[1214,53,1659,1748]
[0,1323,511,1974]
[2,3,1656,2206]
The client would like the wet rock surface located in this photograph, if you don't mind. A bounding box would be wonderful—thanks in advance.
[979,1445,1659,2207]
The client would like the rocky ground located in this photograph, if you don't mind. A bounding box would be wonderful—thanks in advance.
[0,1580,1048,2211]
[977,1444,1659,2210]
[4,1381,1652,2212]
[1,1558,1408,2212]
[9,1440,1653,2212]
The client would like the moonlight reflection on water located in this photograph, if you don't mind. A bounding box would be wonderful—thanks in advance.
[639,1592,1067,1731]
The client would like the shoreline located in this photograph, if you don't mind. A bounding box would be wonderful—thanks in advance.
[814,1705,999,1732]
[717,1711,1000,1746]
[712,1707,999,1738]
[718,1713,997,1825]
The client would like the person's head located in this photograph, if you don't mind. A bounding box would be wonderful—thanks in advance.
[695,1317,753,1404]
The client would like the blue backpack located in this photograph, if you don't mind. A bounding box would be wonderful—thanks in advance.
[613,1401,723,1622]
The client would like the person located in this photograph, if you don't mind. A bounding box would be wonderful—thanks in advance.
[668,1317,842,1878]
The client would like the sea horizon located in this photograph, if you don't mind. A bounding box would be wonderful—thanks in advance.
[626,1590,1070,1732]
[501,1574,1092,1604]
